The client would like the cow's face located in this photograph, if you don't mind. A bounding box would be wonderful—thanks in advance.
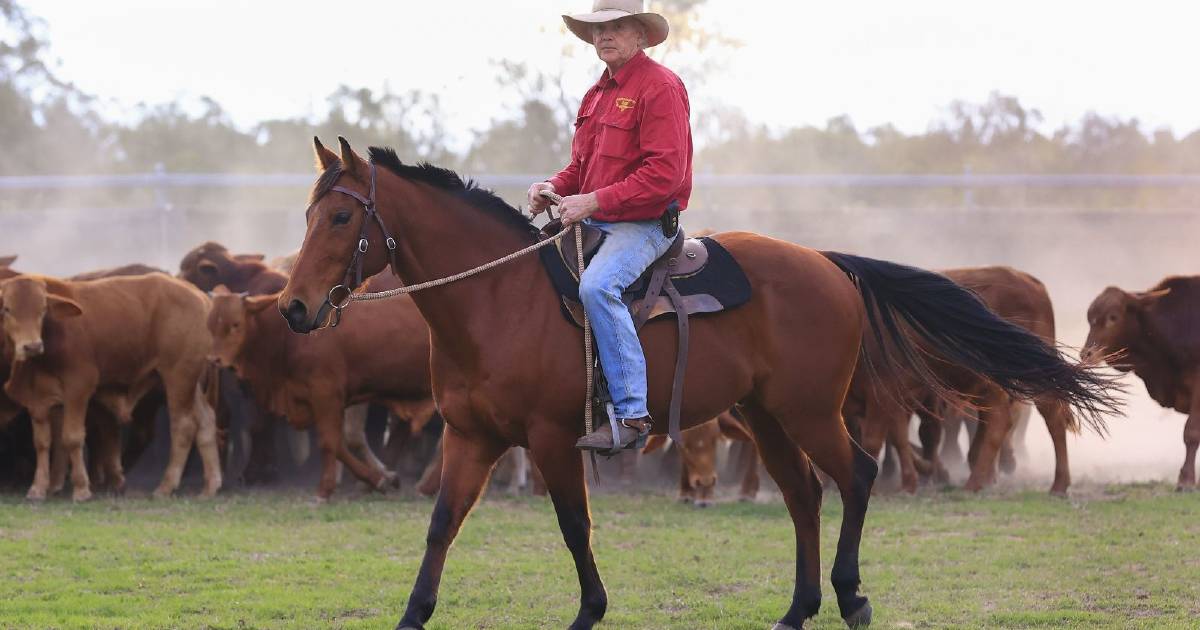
[1082,286,1167,369]
[679,421,722,507]
[206,289,275,372]
[0,277,82,361]
[179,242,230,292]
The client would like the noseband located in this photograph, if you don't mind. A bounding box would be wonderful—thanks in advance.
[316,162,400,328]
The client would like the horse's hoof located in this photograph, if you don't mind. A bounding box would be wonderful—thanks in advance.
[72,488,93,503]
[677,495,693,504]
[772,623,801,630]
[25,489,46,502]
[1176,483,1195,493]
[694,499,712,509]
[844,601,872,628]
[152,487,173,500]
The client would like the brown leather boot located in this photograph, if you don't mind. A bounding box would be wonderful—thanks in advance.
[575,416,651,453]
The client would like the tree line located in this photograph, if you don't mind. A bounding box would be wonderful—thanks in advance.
[3,0,1197,210]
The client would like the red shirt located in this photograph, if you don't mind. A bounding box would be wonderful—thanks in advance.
[549,51,692,222]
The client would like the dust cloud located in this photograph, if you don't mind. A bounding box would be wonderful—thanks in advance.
[1,183,1196,485]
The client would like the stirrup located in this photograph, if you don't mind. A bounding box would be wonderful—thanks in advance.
[598,413,651,456]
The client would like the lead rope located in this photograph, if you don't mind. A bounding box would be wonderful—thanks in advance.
[348,190,599,477]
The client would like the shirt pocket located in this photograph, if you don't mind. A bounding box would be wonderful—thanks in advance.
[597,113,637,158]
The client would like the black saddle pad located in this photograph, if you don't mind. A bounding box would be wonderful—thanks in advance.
[538,235,752,325]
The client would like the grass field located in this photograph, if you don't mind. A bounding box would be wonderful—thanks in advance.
[1,483,1198,629]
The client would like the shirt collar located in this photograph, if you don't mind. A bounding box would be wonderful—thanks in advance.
[595,50,649,88]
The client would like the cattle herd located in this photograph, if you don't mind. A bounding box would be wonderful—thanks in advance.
[0,232,1197,504]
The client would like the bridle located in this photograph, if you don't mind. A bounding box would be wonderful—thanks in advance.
[314,162,399,328]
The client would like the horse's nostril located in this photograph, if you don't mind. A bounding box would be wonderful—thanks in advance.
[284,300,309,332]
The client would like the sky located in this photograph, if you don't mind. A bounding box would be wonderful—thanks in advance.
[20,1,1200,151]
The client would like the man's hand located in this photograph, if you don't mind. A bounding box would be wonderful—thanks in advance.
[527,182,556,216]
[559,192,600,227]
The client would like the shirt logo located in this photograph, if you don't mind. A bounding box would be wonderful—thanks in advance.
[615,97,636,112]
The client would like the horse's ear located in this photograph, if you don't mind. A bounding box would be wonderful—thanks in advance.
[313,136,340,172]
[338,136,363,178]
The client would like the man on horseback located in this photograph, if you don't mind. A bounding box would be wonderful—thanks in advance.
[527,0,693,453]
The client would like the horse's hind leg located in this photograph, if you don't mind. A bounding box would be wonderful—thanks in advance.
[397,424,506,630]
[527,423,608,630]
[738,404,825,627]
[765,401,877,627]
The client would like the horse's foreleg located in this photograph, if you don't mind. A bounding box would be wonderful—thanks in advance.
[527,425,607,630]
[396,425,505,630]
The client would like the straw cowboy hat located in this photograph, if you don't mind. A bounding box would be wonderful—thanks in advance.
[563,1,670,48]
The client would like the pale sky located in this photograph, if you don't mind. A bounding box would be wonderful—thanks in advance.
[22,1,1200,152]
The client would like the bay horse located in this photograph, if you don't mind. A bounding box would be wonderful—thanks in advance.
[278,137,1117,630]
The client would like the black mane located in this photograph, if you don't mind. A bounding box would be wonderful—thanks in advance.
[367,146,538,236]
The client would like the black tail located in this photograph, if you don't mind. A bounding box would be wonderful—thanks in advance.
[822,251,1121,434]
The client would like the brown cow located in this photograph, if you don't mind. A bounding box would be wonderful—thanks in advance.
[1,263,172,494]
[1083,276,1200,490]
[0,273,219,501]
[178,241,291,484]
[644,409,760,507]
[207,284,435,500]
[848,266,1081,496]
[179,241,288,295]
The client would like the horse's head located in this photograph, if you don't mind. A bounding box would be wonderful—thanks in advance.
[279,137,395,333]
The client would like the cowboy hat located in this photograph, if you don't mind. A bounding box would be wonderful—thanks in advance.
[562,1,670,48]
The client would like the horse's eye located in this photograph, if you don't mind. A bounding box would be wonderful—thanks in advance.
[332,211,352,226]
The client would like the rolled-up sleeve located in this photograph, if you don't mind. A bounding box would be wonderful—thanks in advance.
[594,82,689,218]
[548,157,581,197]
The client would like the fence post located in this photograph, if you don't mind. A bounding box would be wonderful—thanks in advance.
[153,163,172,269]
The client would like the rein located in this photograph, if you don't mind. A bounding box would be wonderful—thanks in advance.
[316,163,570,325]
[320,168,599,450]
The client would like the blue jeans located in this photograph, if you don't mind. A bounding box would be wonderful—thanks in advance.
[578,218,675,420]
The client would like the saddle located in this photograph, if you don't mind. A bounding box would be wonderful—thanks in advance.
[537,219,752,448]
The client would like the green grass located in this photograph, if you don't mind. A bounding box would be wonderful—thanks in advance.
[1,484,1198,629]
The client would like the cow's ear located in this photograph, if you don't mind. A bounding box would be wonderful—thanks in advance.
[642,434,668,454]
[46,295,83,319]
[197,260,219,278]
[0,255,16,267]
[1135,288,1170,306]
[716,412,754,443]
[314,136,340,172]
[244,295,276,314]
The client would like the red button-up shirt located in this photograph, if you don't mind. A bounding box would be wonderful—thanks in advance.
[548,50,692,223]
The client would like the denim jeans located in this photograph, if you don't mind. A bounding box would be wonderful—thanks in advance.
[578,218,675,420]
